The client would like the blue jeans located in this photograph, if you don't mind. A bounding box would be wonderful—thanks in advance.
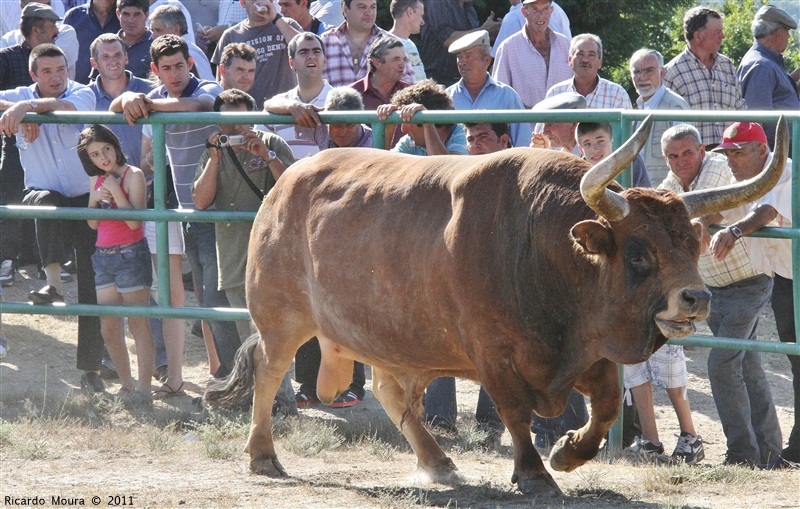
[424,377,504,433]
[184,222,241,378]
[707,274,782,465]
[770,275,800,454]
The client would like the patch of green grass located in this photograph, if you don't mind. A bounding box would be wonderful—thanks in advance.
[452,417,496,453]
[352,430,397,460]
[642,462,769,493]
[364,486,430,508]
[279,417,343,456]
[658,498,689,509]
[2,421,62,460]
[143,427,181,453]
[197,413,250,460]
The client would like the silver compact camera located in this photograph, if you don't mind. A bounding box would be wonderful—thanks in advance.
[218,134,245,147]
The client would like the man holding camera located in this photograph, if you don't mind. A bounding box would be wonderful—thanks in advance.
[192,88,294,336]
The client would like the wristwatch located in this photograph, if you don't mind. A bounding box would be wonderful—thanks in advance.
[267,150,277,162]
[27,99,37,111]
[728,226,743,239]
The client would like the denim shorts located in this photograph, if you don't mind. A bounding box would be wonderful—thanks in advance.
[92,239,153,292]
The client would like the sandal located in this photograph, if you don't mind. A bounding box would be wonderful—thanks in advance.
[152,381,185,400]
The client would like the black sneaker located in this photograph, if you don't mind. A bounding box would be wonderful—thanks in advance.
[80,372,106,394]
[99,364,119,380]
[330,389,361,408]
[626,436,668,463]
[28,285,64,304]
[295,389,319,408]
[671,432,705,465]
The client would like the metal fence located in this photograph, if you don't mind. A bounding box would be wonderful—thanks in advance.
[1,109,798,446]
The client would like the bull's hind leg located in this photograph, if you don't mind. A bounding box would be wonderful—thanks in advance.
[549,358,620,472]
[246,329,306,477]
[371,367,464,484]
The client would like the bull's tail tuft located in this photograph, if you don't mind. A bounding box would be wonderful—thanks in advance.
[203,334,259,407]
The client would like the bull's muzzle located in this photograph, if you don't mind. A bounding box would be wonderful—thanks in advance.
[679,287,712,317]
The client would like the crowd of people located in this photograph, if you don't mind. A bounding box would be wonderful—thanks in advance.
[0,0,798,469]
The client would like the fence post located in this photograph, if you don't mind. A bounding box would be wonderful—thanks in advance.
[151,122,171,307]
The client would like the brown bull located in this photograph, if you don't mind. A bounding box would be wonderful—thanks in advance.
[205,116,788,496]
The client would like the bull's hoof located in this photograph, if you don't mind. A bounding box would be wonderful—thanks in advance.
[515,473,563,497]
[250,456,287,477]
[422,457,464,485]
[548,432,585,472]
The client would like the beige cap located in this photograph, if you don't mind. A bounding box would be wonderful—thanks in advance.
[754,4,797,30]
[21,2,62,21]
[448,30,490,54]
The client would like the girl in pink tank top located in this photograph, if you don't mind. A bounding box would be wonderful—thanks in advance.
[79,124,155,400]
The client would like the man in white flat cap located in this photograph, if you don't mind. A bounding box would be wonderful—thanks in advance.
[738,4,799,146]
[492,0,571,109]
[445,29,530,147]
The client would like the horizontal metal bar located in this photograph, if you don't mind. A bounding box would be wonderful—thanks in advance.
[0,301,249,321]
[669,335,800,356]
[1,301,796,356]
[24,109,800,125]
[0,205,255,222]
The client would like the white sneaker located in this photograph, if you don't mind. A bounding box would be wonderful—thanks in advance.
[0,336,8,359]
[0,259,14,287]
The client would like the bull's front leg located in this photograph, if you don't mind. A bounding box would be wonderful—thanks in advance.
[479,374,562,497]
[548,358,620,472]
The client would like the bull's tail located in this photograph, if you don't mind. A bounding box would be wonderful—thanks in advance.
[203,334,259,407]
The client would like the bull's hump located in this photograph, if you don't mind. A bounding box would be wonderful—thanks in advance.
[294,148,479,191]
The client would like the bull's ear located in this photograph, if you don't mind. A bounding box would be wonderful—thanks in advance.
[571,220,614,256]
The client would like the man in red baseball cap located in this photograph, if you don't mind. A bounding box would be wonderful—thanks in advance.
[710,120,798,468]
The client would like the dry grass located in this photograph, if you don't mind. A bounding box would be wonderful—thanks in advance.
[1,300,796,508]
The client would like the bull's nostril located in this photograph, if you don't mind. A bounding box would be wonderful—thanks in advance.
[681,289,711,308]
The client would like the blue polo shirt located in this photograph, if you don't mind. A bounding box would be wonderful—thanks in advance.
[738,42,800,146]
[120,30,153,80]
[64,2,121,84]
[90,72,154,167]
[446,75,532,148]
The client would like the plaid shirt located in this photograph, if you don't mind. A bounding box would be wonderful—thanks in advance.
[321,23,415,87]
[659,154,758,287]
[663,48,745,147]
[545,76,632,109]
[492,28,572,108]
[0,43,32,90]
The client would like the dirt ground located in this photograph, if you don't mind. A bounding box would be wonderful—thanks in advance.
[0,264,798,509]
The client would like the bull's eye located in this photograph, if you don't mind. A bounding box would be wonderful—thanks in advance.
[629,255,649,272]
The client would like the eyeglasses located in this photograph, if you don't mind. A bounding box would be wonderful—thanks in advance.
[632,66,658,77]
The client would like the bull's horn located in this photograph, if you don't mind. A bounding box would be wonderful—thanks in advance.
[682,116,789,219]
[580,115,654,222]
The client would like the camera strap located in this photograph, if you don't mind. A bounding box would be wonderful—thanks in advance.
[224,146,265,201]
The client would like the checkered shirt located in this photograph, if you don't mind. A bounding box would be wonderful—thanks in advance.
[659,154,759,287]
[663,48,745,147]
[492,28,572,108]
[321,24,415,87]
[545,77,632,109]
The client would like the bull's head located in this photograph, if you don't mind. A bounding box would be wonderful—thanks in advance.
[575,115,788,353]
